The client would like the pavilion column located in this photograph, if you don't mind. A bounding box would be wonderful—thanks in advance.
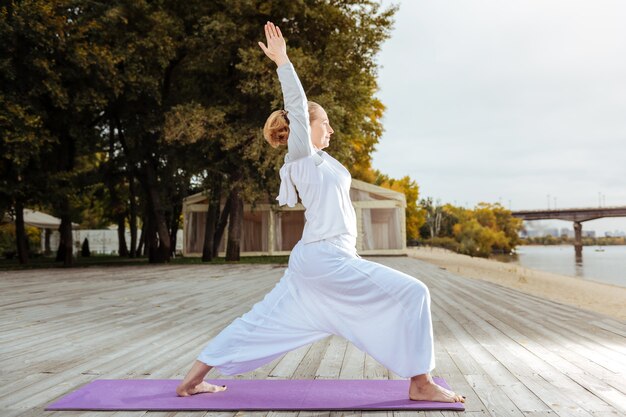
[14,201,28,264]
[268,209,275,255]
[573,221,583,261]
[355,207,363,252]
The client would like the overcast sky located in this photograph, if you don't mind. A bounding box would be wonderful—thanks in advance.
[372,0,626,235]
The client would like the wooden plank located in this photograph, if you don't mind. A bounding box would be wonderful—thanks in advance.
[4,264,282,416]
[380,257,620,417]
[362,352,390,417]
[438,372,489,415]
[421,268,617,415]
[442,278,624,412]
[363,353,388,380]
[590,319,626,338]
[434,286,615,414]
[3,275,278,408]
[332,342,365,417]
[293,337,331,379]
[465,279,626,369]
[464,374,524,417]
[316,336,348,379]
[269,344,312,379]
[294,338,332,417]
[339,343,365,379]
[431,306,530,413]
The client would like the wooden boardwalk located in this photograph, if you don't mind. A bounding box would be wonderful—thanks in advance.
[0,257,624,417]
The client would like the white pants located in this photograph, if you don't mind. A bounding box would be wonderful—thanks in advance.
[197,235,435,378]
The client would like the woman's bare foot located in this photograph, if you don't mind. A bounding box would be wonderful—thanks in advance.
[176,360,221,397]
[176,381,227,397]
[409,373,465,403]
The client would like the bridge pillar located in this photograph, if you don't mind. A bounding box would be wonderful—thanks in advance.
[573,221,583,260]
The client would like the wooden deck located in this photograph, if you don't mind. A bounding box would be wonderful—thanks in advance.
[0,257,624,417]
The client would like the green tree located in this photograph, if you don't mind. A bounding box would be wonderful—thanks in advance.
[452,218,503,257]
[374,172,423,240]
[419,201,522,257]
[2,0,398,264]
[157,0,397,260]
[1,1,118,265]
[419,197,444,241]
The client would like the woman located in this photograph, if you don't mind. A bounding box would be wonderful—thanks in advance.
[176,21,465,404]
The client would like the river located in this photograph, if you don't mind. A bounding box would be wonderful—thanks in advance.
[504,244,626,288]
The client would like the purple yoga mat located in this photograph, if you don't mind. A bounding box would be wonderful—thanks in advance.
[46,378,465,411]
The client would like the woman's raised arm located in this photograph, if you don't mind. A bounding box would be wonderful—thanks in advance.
[258,22,289,67]
[259,22,313,161]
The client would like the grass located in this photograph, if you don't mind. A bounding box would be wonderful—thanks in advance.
[0,254,289,271]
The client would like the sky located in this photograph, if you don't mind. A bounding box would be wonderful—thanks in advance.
[372,0,626,235]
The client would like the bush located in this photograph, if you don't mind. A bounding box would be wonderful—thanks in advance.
[0,224,14,256]
[81,238,91,257]
[1,223,45,258]
[425,236,461,252]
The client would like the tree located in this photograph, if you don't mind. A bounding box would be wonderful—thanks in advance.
[159,0,398,260]
[2,1,399,264]
[1,1,119,265]
[373,172,424,241]
[420,200,523,257]
[420,197,443,241]
[452,218,503,257]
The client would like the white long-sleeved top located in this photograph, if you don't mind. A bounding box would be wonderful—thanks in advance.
[275,62,357,244]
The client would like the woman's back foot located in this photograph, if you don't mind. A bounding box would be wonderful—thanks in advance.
[176,381,227,397]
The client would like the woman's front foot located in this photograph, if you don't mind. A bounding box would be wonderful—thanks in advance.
[409,374,465,403]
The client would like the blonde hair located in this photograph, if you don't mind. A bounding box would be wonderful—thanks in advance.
[263,101,323,148]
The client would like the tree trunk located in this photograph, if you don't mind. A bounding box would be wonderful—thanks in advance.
[128,175,138,257]
[213,193,231,258]
[145,210,159,263]
[115,117,138,258]
[169,217,179,257]
[137,221,146,257]
[169,203,181,257]
[225,185,243,261]
[44,229,52,255]
[434,210,442,237]
[201,204,216,262]
[106,120,129,258]
[142,160,171,263]
[202,183,221,262]
[117,215,129,256]
[14,201,28,264]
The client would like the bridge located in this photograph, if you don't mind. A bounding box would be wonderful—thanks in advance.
[511,205,626,258]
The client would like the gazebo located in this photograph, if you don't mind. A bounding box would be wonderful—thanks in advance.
[182,179,407,257]
[1,209,79,255]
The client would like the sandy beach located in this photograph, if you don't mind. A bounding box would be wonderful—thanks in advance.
[408,246,626,321]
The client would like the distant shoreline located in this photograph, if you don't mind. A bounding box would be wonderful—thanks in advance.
[408,246,626,321]
[519,242,626,246]
[519,237,626,246]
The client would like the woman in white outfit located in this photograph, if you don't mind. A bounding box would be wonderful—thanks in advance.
[176,21,464,404]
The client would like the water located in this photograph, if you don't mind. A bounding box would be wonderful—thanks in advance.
[506,245,626,288]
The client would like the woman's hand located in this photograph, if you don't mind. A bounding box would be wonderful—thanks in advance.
[258,21,289,67]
